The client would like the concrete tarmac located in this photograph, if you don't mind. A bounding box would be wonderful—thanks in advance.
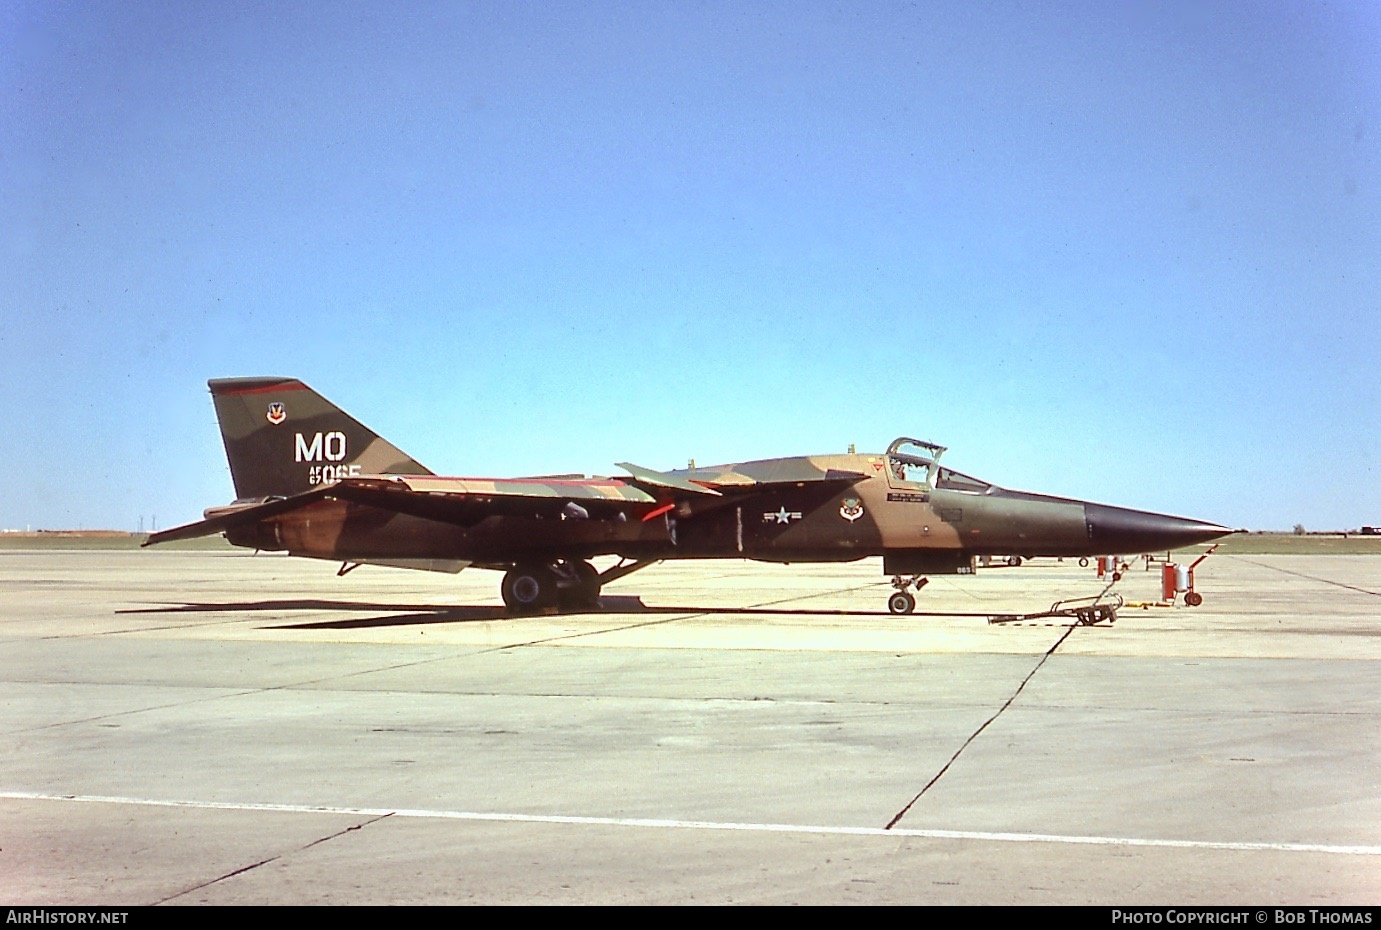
[1,549,1377,904]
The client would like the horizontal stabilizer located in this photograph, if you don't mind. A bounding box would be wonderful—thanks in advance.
[143,488,331,546]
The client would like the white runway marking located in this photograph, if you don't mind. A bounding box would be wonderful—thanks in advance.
[5,790,1379,856]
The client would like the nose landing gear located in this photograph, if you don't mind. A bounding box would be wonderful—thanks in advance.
[887,575,929,614]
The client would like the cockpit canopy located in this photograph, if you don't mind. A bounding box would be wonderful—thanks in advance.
[885,437,997,493]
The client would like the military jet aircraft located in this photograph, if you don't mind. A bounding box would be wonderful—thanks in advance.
[145,377,1233,614]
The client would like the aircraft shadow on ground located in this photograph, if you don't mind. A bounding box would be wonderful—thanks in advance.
[118,600,512,627]
[117,595,1003,630]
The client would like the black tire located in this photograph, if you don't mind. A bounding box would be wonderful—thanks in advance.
[1006,556,1022,567]
[888,591,916,615]
[559,561,602,610]
[501,565,555,612]
[1185,591,1203,607]
[1078,557,1089,568]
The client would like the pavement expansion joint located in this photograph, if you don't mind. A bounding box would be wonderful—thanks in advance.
[1228,556,1381,597]
[153,812,395,904]
[884,622,1080,830]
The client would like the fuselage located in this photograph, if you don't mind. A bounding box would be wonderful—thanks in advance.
[149,379,1234,614]
[220,450,1230,570]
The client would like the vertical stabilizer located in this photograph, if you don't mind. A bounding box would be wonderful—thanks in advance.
[208,377,432,501]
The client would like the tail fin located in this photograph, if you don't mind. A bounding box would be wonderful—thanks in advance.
[209,377,432,501]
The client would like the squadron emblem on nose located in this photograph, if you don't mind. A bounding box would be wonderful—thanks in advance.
[266,402,287,425]
[840,498,864,522]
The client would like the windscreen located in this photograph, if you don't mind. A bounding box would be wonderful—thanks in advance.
[934,467,994,493]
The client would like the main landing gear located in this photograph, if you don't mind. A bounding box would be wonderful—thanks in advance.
[887,575,930,615]
[499,558,655,613]
[501,560,601,612]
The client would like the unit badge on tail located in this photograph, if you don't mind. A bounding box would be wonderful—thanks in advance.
[266,402,286,425]
[840,498,864,522]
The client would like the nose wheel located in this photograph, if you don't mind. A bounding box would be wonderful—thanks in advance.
[887,591,915,614]
[887,575,929,614]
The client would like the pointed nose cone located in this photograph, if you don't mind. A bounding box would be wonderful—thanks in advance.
[1084,503,1233,553]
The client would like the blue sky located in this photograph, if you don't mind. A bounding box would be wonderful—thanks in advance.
[2,1,1377,531]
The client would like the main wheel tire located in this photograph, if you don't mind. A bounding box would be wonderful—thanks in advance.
[1006,556,1022,567]
[502,565,555,612]
[558,561,602,610]
[888,591,916,615]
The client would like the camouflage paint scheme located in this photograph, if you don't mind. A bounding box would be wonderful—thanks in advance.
[147,377,1232,611]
